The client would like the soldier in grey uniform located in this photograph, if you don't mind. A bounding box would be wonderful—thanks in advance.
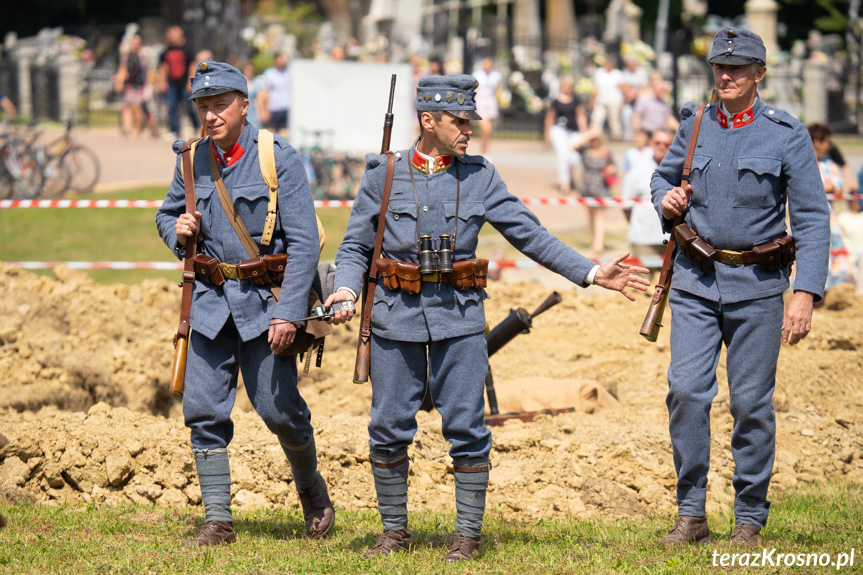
[325,75,650,561]
[651,28,830,547]
[156,61,334,546]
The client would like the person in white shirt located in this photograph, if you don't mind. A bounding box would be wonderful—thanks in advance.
[589,56,625,141]
[472,58,503,157]
[622,129,674,264]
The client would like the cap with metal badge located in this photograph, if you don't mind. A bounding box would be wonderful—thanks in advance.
[708,27,767,66]
[416,74,482,120]
[188,60,249,100]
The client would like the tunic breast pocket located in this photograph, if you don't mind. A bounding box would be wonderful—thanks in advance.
[443,201,485,252]
[194,185,217,235]
[688,154,711,208]
[232,185,269,236]
[734,157,782,208]
[386,201,420,252]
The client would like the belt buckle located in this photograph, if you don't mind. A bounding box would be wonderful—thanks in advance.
[723,251,743,266]
[421,272,440,283]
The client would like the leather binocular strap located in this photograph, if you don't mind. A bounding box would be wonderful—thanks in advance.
[370,455,409,469]
[408,155,460,250]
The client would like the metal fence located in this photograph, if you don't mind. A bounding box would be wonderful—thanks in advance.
[77,67,121,128]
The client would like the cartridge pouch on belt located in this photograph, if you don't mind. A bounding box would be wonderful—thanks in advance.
[194,253,289,286]
[674,224,796,273]
[376,257,489,293]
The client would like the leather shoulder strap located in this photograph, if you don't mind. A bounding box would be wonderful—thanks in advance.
[359,151,396,337]
[681,105,706,184]
[176,145,199,339]
[257,129,279,247]
[208,143,261,259]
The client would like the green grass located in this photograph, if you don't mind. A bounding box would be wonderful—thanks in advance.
[1,481,862,574]
[1,185,608,285]
[0,187,353,285]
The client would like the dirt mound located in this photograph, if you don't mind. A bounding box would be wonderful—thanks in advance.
[1,264,862,520]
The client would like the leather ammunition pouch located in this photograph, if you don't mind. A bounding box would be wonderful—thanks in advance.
[674,224,716,273]
[263,253,288,284]
[196,253,289,287]
[377,258,422,294]
[752,235,796,271]
[193,254,226,286]
[238,257,270,286]
[675,224,796,273]
[446,259,488,291]
[376,257,489,293]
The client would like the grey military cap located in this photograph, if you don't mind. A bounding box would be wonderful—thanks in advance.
[189,60,248,100]
[708,27,766,66]
[416,74,482,120]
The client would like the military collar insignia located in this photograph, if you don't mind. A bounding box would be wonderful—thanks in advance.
[212,141,245,167]
[716,106,755,130]
[411,149,452,174]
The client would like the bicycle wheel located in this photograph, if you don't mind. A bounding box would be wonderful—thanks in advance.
[4,148,42,199]
[41,154,72,197]
[63,144,100,193]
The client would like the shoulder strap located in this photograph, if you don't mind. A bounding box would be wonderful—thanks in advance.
[208,143,262,259]
[257,128,326,253]
[257,129,279,247]
[681,105,706,185]
[176,142,199,340]
[359,151,396,342]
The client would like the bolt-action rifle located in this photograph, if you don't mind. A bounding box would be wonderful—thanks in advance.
[353,74,397,384]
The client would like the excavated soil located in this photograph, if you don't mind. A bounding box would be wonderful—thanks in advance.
[1,262,862,521]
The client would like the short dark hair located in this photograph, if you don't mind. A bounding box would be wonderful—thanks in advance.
[807,123,831,142]
[417,109,444,128]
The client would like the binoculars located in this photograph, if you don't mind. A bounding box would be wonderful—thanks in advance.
[418,234,454,274]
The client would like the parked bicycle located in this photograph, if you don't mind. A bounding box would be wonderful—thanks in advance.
[0,122,42,200]
[0,120,100,199]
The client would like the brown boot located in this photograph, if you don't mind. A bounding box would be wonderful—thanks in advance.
[730,524,764,548]
[365,528,412,557]
[296,472,335,538]
[658,515,711,546]
[444,533,481,561]
[181,521,236,547]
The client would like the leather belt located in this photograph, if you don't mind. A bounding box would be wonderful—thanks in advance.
[713,250,757,266]
[218,262,242,280]
[421,272,447,283]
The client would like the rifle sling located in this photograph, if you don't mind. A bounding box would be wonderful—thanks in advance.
[659,104,707,284]
[177,139,201,340]
[359,151,396,342]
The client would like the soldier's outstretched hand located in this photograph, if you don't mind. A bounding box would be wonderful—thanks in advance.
[593,252,651,301]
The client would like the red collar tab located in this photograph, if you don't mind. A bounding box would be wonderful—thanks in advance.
[716,106,755,130]
[411,150,453,174]
[211,141,245,167]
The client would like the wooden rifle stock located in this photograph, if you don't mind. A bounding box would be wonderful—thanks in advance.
[354,75,397,384]
[638,103,707,342]
[169,141,200,397]
[170,335,189,396]
[639,229,677,342]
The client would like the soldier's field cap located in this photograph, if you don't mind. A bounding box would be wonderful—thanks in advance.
[416,74,482,120]
[189,60,248,100]
[708,27,766,66]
